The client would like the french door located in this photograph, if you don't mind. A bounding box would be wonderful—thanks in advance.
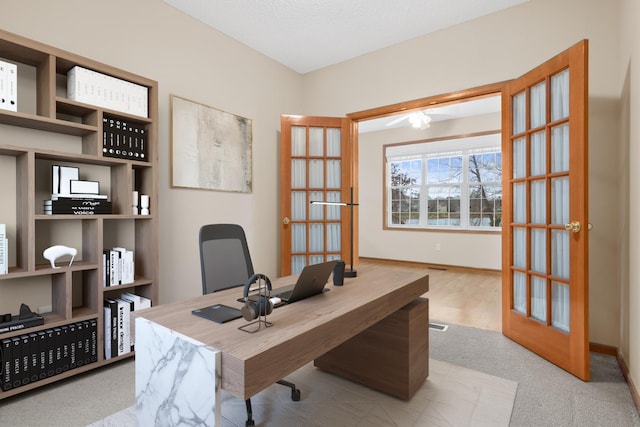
[280,116,354,275]
[502,40,589,380]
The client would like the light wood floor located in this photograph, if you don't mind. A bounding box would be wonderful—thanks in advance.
[360,258,502,332]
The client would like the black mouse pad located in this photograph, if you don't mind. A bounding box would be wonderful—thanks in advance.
[192,304,242,324]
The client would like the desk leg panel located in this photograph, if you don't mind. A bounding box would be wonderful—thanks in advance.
[135,317,222,426]
[314,298,428,400]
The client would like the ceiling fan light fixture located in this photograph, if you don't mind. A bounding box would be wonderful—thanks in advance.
[409,112,431,129]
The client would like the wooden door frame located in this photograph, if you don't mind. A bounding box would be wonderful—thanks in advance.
[346,81,508,268]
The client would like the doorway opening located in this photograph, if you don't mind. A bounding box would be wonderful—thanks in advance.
[350,84,503,331]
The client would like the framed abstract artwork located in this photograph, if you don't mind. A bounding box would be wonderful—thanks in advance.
[170,95,252,193]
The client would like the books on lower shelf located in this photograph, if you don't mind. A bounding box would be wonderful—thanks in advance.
[0,59,17,112]
[103,292,151,360]
[0,224,7,275]
[0,319,98,391]
[103,247,134,286]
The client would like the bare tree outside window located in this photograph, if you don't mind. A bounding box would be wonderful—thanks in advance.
[390,161,421,224]
[469,152,502,227]
[386,136,501,230]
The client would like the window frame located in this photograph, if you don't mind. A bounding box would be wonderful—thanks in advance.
[384,131,502,233]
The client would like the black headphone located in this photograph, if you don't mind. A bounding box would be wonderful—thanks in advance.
[241,273,273,321]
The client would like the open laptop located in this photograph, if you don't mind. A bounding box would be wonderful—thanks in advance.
[245,261,336,305]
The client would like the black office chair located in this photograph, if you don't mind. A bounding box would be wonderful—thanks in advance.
[199,223,300,427]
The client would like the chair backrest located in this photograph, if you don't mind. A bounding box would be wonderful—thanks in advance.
[199,223,255,295]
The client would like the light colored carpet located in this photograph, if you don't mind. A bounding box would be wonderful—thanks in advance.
[88,359,516,427]
[429,322,640,427]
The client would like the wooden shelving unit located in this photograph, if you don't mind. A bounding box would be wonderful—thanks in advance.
[0,29,158,399]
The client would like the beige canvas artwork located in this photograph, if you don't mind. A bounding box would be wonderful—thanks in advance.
[171,95,252,193]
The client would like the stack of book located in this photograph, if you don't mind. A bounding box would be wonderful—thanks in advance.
[44,165,111,215]
[1,319,98,391]
[103,247,135,287]
[102,115,147,161]
[67,66,148,118]
[0,59,17,112]
[103,292,151,359]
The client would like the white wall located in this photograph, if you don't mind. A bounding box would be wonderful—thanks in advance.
[620,0,640,393]
[302,0,623,349]
[0,0,304,305]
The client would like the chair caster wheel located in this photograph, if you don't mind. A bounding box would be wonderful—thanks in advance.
[291,388,301,401]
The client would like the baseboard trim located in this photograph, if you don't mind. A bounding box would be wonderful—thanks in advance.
[359,257,500,274]
[616,348,640,413]
[590,342,640,413]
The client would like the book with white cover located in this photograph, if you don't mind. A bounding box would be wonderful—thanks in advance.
[70,180,99,195]
[103,305,112,359]
[0,60,6,111]
[115,298,131,355]
[58,166,79,195]
[50,193,108,200]
[5,61,16,112]
[123,250,134,284]
[0,224,7,275]
[2,238,6,275]
[52,165,60,194]
[67,66,148,117]
[120,292,151,310]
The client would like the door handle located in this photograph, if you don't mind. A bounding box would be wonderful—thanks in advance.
[283,217,290,225]
[564,221,581,233]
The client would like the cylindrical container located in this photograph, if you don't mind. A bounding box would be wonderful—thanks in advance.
[333,260,346,286]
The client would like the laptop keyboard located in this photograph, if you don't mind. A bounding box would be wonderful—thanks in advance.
[275,290,293,301]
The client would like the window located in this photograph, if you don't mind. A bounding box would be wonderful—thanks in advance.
[386,133,502,231]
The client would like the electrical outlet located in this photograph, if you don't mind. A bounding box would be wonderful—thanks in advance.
[435,243,441,251]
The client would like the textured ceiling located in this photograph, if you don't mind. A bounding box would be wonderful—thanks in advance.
[163,0,528,74]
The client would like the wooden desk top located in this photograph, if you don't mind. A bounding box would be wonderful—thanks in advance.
[136,265,429,399]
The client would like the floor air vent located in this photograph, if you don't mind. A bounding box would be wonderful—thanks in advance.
[429,322,449,331]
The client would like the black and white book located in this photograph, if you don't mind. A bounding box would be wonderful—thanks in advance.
[20,334,30,385]
[115,298,132,356]
[57,166,79,195]
[89,319,98,363]
[37,331,47,380]
[112,247,134,284]
[44,328,55,377]
[53,327,63,375]
[68,323,77,370]
[1,337,13,390]
[11,336,21,389]
[44,198,112,215]
[104,299,119,359]
[60,325,70,372]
